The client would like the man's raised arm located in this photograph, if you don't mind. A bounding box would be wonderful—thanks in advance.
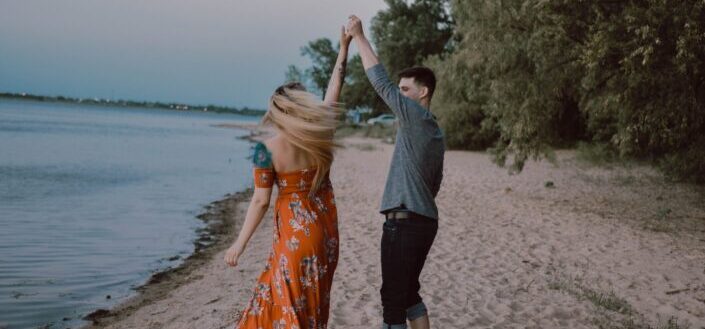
[346,15,379,70]
[346,15,421,126]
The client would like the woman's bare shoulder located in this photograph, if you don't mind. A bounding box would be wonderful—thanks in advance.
[262,134,284,153]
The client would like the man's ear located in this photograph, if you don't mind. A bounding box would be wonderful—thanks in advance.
[419,86,430,100]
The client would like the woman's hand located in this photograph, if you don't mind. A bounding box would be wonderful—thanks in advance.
[340,25,353,48]
[224,244,241,267]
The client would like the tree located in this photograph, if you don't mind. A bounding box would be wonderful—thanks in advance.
[300,38,338,97]
[340,55,386,113]
[432,0,705,181]
[288,0,455,115]
[372,0,455,77]
[284,65,306,85]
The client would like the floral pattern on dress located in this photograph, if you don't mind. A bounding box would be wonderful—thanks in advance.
[293,295,307,314]
[237,165,337,329]
[286,236,300,251]
[313,196,328,213]
[255,283,271,302]
[288,193,318,237]
[278,254,291,284]
[324,235,338,266]
[299,255,324,290]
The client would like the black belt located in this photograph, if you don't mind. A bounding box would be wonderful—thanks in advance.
[385,211,431,221]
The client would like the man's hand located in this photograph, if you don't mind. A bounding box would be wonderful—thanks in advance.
[346,15,379,70]
[346,15,364,38]
[340,25,353,48]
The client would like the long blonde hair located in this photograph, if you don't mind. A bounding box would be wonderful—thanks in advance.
[262,82,343,194]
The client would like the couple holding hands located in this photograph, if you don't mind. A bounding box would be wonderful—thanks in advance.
[224,15,445,329]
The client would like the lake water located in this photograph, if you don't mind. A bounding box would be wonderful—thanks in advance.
[0,99,258,328]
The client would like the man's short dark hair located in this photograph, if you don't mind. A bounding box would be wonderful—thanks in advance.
[398,66,437,100]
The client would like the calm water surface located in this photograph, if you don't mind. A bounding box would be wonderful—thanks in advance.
[0,100,258,328]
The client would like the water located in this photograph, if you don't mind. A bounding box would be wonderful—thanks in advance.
[0,99,259,328]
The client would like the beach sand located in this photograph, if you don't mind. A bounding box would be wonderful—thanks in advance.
[84,134,705,329]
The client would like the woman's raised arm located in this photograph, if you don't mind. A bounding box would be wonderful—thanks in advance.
[323,26,352,106]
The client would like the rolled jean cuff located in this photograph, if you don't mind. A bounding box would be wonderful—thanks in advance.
[382,323,408,329]
[406,302,428,321]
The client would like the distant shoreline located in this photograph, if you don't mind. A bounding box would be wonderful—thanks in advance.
[0,92,266,117]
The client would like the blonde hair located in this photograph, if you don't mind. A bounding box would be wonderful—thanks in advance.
[262,82,343,194]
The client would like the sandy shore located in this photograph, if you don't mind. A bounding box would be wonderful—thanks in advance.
[84,133,705,329]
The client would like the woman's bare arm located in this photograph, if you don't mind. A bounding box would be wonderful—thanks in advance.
[224,186,272,267]
[323,26,353,106]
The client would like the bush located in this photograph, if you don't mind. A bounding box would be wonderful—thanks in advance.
[431,0,705,182]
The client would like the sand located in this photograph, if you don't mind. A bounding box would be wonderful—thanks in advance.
[83,134,705,329]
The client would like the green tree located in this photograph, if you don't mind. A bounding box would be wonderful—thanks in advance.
[433,0,705,181]
[284,65,306,85]
[288,0,455,115]
[300,38,338,96]
[372,0,455,77]
[340,55,386,113]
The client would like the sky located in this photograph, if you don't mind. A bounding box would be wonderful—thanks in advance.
[0,0,386,109]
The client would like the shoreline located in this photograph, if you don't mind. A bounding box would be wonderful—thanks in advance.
[81,123,271,327]
[81,189,253,327]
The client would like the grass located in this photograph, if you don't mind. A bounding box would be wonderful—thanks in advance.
[334,124,362,138]
[656,207,672,220]
[582,289,633,315]
[350,143,376,151]
[548,277,632,315]
[548,274,689,329]
[334,123,397,142]
[641,207,676,233]
[576,142,621,166]
[594,316,689,329]
[363,124,396,140]
[615,174,638,186]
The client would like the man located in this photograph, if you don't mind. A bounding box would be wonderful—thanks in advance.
[346,15,445,329]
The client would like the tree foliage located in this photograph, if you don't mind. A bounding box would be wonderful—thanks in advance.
[432,0,705,181]
[371,0,455,77]
[288,0,454,115]
[301,38,338,96]
[287,0,705,182]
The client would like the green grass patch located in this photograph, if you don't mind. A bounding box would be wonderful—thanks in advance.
[548,274,689,329]
[576,142,621,166]
[350,143,376,151]
[582,289,633,315]
[363,124,396,140]
[335,124,363,139]
[594,316,689,329]
[334,123,396,142]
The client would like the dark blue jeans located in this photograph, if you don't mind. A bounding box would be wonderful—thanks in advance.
[380,216,438,327]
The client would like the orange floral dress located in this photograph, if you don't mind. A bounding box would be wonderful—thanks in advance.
[236,165,339,329]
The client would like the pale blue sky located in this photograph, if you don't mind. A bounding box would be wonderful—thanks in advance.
[0,0,385,108]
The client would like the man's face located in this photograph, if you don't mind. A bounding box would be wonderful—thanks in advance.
[398,77,427,103]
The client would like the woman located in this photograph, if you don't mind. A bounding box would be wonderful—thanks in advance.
[224,27,352,329]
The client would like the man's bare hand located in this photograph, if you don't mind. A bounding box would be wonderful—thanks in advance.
[346,15,364,38]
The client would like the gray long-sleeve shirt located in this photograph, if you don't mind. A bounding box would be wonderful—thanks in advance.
[366,64,445,220]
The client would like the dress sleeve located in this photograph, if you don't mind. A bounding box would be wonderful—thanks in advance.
[251,142,274,188]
